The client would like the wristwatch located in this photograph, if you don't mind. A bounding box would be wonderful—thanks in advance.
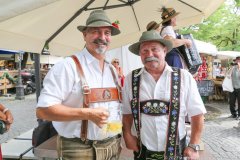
[188,144,200,151]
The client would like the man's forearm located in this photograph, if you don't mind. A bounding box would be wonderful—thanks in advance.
[189,114,204,144]
[122,114,139,151]
[36,104,93,121]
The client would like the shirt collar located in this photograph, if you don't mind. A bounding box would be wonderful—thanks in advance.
[81,48,100,65]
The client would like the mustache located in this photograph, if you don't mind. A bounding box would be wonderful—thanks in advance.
[143,57,159,64]
[93,39,108,46]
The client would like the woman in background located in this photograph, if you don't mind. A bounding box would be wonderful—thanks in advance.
[160,7,192,69]
[111,58,125,87]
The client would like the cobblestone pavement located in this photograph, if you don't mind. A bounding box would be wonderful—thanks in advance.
[0,95,240,159]
[0,94,37,143]
[203,101,240,160]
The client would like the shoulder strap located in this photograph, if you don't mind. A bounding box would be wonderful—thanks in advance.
[130,68,142,158]
[71,55,89,141]
[109,63,122,102]
[160,26,167,35]
[165,67,181,159]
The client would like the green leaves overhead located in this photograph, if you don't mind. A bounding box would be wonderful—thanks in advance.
[180,0,240,51]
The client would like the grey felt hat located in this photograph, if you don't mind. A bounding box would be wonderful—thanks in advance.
[77,10,120,36]
[128,30,173,55]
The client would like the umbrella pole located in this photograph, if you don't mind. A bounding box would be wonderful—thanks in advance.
[34,53,41,101]
[36,0,95,100]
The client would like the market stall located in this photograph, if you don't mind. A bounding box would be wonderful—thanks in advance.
[211,51,240,100]
[193,40,217,102]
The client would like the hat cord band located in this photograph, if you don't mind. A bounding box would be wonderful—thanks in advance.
[162,10,176,20]
[148,24,156,30]
[87,19,111,26]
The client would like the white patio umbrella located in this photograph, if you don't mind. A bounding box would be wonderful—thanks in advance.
[0,0,224,57]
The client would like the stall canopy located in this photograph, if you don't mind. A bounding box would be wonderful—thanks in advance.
[0,0,224,56]
[216,51,240,59]
[0,49,19,60]
[194,40,218,56]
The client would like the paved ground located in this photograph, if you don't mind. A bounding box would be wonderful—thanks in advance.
[0,94,37,143]
[202,101,240,160]
[1,94,240,159]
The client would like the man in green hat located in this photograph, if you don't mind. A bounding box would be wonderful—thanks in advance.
[36,10,122,159]
[122,30,206,159]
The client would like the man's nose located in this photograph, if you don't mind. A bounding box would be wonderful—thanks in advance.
[145,50,154,56]
[98,32,106,40]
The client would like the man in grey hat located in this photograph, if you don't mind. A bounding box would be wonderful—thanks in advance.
[122,30,206,159]
[36,10,122,159]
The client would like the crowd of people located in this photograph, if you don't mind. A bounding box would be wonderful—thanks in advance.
[1,6,238,160]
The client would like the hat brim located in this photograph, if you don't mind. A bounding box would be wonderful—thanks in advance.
[77,21,120,36]
[129,39,173,56]
[161,12,180,24]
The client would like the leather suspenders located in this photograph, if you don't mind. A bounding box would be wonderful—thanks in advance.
[71,55,89,141]
[71,55,122,141]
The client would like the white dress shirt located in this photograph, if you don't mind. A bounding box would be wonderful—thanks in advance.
[122,65,206,151]
[37,48,121,140]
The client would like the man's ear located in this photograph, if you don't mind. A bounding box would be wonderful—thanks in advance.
[163,46,168,55]
[82,32,87,41]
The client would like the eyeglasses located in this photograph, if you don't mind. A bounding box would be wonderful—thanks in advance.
[113,61,119,64]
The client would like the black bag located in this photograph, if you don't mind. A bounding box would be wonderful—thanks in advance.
[32,120,57,148]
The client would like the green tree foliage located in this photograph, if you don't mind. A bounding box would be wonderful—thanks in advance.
[180,0,240,51]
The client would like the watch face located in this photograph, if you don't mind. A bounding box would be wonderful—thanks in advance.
[189,144,200,151]
[196,145,200,150]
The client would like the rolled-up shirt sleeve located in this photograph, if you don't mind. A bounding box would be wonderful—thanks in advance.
[37,58,75,108]
[122,73,132,114]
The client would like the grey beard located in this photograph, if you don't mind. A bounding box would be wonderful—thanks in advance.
[143,57,160,64]
[93,39,108,54]
[95,46,107,54]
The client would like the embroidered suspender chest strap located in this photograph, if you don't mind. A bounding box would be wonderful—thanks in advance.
[130,68,142,158]
[71,55,122,141]
[130,68,181,159]
[165,68,181,159]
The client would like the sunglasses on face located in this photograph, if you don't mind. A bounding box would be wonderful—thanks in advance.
[113,61,119,64]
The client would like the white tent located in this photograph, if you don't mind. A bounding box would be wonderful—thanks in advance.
[216,51,240,59]
[106,45,143,75]
[194,39,217,56]
[40,55,64,64]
